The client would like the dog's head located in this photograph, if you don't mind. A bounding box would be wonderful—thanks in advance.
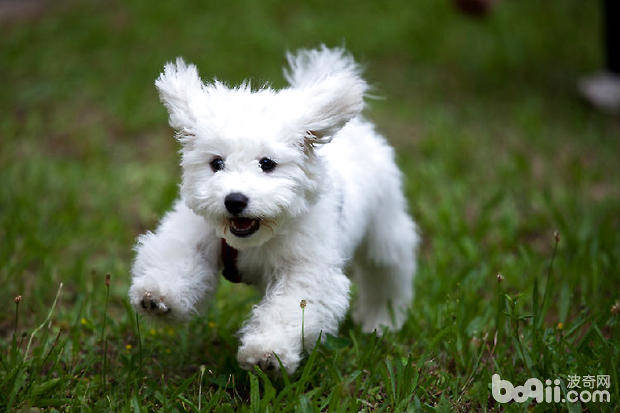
[155,47,367,249]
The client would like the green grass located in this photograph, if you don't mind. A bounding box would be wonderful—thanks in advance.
[1,0,619,411]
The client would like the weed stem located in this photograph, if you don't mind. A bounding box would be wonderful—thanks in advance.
[25,283,63,358]
[101,274,111,389]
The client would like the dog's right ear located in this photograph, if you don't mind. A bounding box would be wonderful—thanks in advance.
[155,58,204,132]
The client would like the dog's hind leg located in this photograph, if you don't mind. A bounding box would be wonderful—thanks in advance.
[352,203,419,334]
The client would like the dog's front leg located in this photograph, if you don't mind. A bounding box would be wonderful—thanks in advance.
[237,265,351,374]
[129,200,219,320]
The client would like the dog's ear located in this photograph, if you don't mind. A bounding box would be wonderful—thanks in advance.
[155,58,204,132]
[285,46,368,143]
[299,73,367,143]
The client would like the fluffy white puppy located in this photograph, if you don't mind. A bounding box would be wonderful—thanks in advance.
[129,46,419,374]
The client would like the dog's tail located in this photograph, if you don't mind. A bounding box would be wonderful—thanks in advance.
[284,45,365,89]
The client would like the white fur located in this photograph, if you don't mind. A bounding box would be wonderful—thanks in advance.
[129,46,419,374]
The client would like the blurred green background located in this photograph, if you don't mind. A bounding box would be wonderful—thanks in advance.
[1,0,619,411]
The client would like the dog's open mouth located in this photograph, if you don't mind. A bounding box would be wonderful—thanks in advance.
[229,217,260,237]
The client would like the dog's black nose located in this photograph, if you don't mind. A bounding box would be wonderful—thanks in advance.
[225,192,248,215]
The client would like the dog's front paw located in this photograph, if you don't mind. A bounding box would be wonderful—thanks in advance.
[129,277,188,319]
[139,291,171,316]
[237,348,279,372]
[237,341,301,375]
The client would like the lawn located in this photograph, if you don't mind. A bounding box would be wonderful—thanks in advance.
[1,0,619,411]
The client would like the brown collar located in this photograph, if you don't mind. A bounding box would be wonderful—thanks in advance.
[220,239,242,283]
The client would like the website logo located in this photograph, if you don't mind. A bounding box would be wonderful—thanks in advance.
[491,374,611,404]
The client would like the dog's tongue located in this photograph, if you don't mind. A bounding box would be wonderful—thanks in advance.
[232,217,254,230]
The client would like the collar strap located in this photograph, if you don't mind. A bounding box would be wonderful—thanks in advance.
[220,239,242,283]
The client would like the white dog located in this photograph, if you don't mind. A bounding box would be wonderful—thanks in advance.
[129,46,419,374]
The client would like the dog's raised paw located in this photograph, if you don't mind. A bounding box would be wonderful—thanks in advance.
[139,291,171,316]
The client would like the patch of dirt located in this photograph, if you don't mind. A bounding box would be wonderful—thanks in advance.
[0,0,48,23]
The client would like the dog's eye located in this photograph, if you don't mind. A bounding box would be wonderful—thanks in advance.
[210,156,225,172]
[259,157,277,172]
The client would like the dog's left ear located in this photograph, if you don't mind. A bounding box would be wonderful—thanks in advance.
[286,47,368,144]
[155,58,205,132]
[296,72,367,144]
